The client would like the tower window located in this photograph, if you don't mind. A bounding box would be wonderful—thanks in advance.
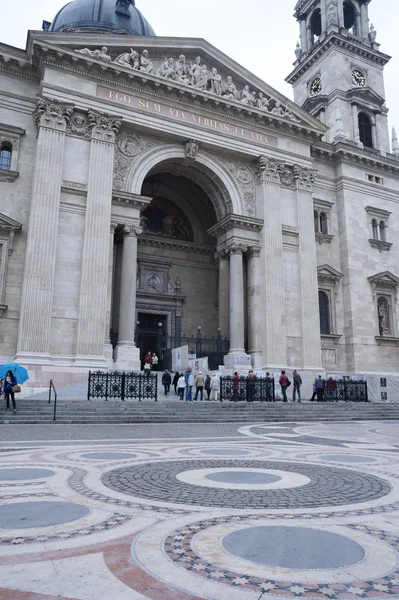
[343,1,357,35]
[380,221,387,242]
[0,143,12,171]
[358,113,373,148]
[319,291,331,335]
[310,9,322,44]
[372,219,379,240]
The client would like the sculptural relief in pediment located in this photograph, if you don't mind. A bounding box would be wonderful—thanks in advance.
[74,45,302,125]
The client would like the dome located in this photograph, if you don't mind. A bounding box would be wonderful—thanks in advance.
[48,0,155,36]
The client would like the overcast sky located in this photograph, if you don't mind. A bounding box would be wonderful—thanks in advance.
[1,0,398,143]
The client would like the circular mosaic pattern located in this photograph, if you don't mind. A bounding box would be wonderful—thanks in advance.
[205,471,281,484]
[0,501,90,529]
[0,468,55,481]
[322,454,376,464]
[102,459,391,509]
[80,452,137,460]
[200,449,252,457]
[222,525,365,569]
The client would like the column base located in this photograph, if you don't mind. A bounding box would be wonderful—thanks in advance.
[224,352,252,370]
[104,343,114,368]
[249,351,264,368]
[114,344,141,372]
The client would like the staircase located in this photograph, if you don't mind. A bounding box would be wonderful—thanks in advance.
[1,398,399,424]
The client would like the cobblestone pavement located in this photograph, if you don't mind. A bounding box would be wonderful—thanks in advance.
[1,420,399,600]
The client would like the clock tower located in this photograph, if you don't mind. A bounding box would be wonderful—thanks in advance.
[286,0,391,152]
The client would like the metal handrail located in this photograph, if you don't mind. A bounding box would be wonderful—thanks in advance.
[48,379,58,421]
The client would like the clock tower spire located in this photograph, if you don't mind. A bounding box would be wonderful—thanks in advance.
[286,0,391,152]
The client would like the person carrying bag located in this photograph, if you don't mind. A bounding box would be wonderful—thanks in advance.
[3,370,18,413]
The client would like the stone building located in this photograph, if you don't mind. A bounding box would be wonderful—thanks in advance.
[0,0,398,394]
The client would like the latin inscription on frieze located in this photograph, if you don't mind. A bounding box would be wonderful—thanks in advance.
[97,85,278,148]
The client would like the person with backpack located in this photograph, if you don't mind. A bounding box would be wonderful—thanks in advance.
[279,370,290,403]
[162,369,172,396]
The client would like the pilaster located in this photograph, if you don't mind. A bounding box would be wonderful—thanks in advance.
[257,157,286,368]
[16,96,73,361]
[75,111,122,365]
[247,247,262,367]
[295,165,323,370]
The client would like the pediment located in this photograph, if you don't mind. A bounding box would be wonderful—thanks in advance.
[27,32,326,137]
[0,212,22,231]
[318,264,343,281]
[347,87,386,108]
[368,271,399,286]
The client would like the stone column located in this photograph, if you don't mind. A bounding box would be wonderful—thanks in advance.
[300,18,307,52]
[216,248,230,339]
[224,243,248,368]
[295,166,323,369]
[104,223,117,364]
[360,3,369,39]
[16,97,73,360]
[352,103,360,144]
[115,225,141,370]
[75,111,122,365]
[371,113,379,149]
[337,0,345,28]
[257,157,286,368]
[320,0,327,32]
[247,247,262,367]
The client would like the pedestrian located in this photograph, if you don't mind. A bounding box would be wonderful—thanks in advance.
[233,371,240,401]
[3,370,17,413]
[185,366,194,402]
[152,353,159,371]
[265,371,274,402]
[172,371,180,395]
[144,350,152,365]
[177,373,186,400]
[279,370,290,403]
[210,372,220,401]
[143,359,151,376]
[247,370,257,402]
[162,369,171,396]
[310,378,317,401]
[326,377,337,402]
[315,375,326,402]
[292,370,302,403]
[205,373,211,400]
[195,371,204,401]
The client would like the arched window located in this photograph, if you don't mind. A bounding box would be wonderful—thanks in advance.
[380,221,387,242]
[343,1,357,34]
[0,143,12,171]
[319,291,330,335]
[314,210,319,233]
[319,212,328,234]
[377,296,391,337]
[310,9,322,44]
[372,219,379,240]
[358,113,373,148]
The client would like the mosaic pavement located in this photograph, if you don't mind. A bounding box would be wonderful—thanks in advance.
[0,421,399,599]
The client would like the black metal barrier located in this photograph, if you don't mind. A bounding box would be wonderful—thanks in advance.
[220,376,275,402]
[87,371,158,402]
[324,379,368,402]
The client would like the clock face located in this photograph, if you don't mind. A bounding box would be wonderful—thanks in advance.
[352,69,366,87]
[310,77,322,96]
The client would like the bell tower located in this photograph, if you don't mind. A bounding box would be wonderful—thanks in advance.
[286,0,391,153]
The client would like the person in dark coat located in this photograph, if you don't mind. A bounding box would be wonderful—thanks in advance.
[172,371,180,395]
[205,374,211,400]
[162,369,172,396]
[315,375,326,402]
[3,370,17,413]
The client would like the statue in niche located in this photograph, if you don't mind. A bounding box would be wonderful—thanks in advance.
[185,139,199,159]
[114,48,139,69]
[256,92,270,111]
[140,197,193,242]
[75,46,111,62]
[240,85,256,106]
[378,297,391,337]
[157,58,176,79]
[139,49,154,74]
[222,76,238,100]
[210,68,223,95]
[271,100,285,116]
[175,55,190,84]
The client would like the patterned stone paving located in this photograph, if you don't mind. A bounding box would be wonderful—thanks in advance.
[0,420,399,600]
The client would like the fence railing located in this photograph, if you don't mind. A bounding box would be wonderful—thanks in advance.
[324,380,368,402]
[48,379,58,421]
[220,376,275,402]
[87,371,158,402]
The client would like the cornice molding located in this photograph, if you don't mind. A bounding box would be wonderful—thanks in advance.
[0,52,38,82]
[311,141,399,176]
[0,170,19,183]
[207,213,264,238]
[368,239,393,252]
[138,235,214,256]
[112,190,152,211]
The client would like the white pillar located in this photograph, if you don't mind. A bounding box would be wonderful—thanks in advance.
[338,0,345,28]
[360,3,369,39]
[104,223,116,364]
[216,249,230,339]
[117,226,141,346]
[247,247,262,367]
[75,111,122,365]
[16,97,72,360]
[300,18,307,52]
[320,0,327,31]
[352,103,360,144]
[295,166,323,370]
[257,157,286,369]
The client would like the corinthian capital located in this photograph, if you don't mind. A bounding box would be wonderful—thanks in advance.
[88,111,122,142]
[33,95,74,132]
[257,155,280,183]
[227,242,248,256]
[293,165,316,191]
[123,224,143,238]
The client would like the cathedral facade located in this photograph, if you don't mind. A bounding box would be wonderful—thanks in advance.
[0,0,398,397]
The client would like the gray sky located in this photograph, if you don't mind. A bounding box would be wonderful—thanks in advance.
[1,0,398,142]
